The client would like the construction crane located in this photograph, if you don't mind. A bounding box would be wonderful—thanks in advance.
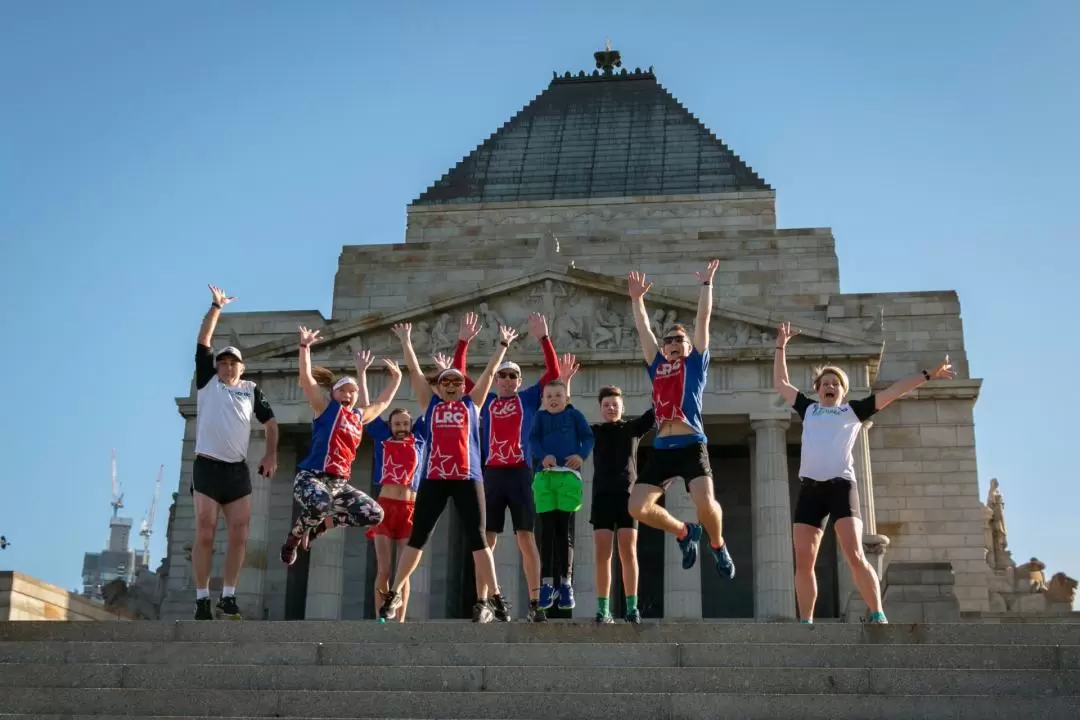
[139,465,163,568]
[109,449,124,518]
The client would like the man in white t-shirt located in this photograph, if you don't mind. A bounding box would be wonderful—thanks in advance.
[774,321,952,624]
[191,284,279,620]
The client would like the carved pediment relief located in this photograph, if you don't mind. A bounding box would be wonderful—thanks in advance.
[241,267,877,364]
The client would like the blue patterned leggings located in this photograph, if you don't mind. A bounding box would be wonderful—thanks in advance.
[291,470,384,538]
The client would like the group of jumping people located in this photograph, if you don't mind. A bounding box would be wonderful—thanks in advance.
[189,260,952,624]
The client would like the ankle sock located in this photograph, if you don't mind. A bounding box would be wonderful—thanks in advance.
[559,575,571,586]
[195,588,209,600]
[542,576,553,586]
[222,586,235,598]
[625,595,638,614]
[799,618,813,624]
[676,524,689,541]
[869,611,887,622]
[597,597,610,616]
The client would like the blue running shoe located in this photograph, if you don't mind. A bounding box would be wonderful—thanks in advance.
[557,582,576,610]
[677,523,703,570]
[538,583,557,610]
[712,543,735,580]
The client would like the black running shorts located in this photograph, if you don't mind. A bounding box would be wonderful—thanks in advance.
[793,477,860,529]
[191,454,252,506]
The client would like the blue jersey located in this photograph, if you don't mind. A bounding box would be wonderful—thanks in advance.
[297,400,364,478]
[366,418,425,491]
[420,395,483,482]
[481,383,544,469]
[647,348,709,449]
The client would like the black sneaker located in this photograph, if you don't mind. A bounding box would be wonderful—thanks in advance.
[217,596,242,620]
[526,601,547,623]
[595,612,615,624]
[378,590,402,622]
[490,593,512,622]
[193,598,213,620]
[472,600,494,623]
[624,608,642,624]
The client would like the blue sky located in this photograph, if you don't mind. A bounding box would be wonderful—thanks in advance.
[1,1,1076,604]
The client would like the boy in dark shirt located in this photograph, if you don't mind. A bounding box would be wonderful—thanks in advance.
[589,385,654,624]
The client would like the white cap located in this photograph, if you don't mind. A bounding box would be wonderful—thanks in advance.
[332,376,358,391]
[436,367,465,382]
[496,361,522,375]
[215,346,243,362]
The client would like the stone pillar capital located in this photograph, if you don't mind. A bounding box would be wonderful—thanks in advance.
[750,412,791,430]
[863,533,890,555]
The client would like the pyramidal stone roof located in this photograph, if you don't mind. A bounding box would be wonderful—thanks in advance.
[413,56,771,207]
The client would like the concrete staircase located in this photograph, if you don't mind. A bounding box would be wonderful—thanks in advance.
[1,620,1078,719]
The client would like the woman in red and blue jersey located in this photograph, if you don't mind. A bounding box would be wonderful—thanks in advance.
[378,318,518,623]
[280,327,403,565]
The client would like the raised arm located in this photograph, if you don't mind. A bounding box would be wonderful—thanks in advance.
[528,313,560,385]
[392,323,433,408]
[575,410,595,460]
[628,272,659,363]
[693,260,719,352]
[297,326,330,416]
[773,322,801,406]
[360,360,404,424]
[469,325,517,405]
[453,312,480,394]
[628,406,656,437]
[354,350,373,407]
[874,355,953,411]
[198,284,235,347]
[557,353,579,397]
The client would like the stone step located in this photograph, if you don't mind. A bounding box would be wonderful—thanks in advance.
[1,641,1074,670]
[3,620,1080,646]
[4,689,1079,719]
[1,662,1078,696]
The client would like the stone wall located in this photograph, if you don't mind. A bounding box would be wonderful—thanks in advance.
[404,192,778,243]
[1,572,131,622]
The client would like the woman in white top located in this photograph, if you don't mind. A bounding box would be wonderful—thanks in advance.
[773,322,953,624]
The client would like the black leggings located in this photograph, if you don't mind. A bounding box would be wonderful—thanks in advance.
[408,479,487,552]
[539,510,575,582]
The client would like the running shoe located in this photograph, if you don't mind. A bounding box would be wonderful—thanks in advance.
[538,583,557,610]
[595,612,615,624]
[193,598,213,621]
[281,537,300,566]
[217,596,242,620]
[624,607,642,625]
[378,590,402,621]
[472,600,494,623]
[526,601,547,623]
[557,582,575,610]
[712,543,735,580]
[869,611,889,624]
[677,523,703,570]
[490,593,512,622]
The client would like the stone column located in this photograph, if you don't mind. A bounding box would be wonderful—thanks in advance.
[663,473,702,619]
[571,456,595,619]
[305,523,346,619]
[852,421,876,535]
[750,414,796,620]
[235,430,270,618]
[492,523,524,611]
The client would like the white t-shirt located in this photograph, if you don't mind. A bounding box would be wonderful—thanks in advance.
[194,345,274,463]
[793,392,877,482]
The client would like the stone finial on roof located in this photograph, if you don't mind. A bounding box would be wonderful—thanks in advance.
[594,40,622,74]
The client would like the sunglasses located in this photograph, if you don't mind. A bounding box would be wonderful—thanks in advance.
[662,335,687,345]
[496,372,519,379]
[439,379,464,387]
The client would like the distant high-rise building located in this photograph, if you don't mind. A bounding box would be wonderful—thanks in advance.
[81,516,137,602]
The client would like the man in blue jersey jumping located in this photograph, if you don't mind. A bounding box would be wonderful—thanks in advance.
[626,260,735,581]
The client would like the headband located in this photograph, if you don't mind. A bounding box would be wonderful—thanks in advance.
[332,376,358,391]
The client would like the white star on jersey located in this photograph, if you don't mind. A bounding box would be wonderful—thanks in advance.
[382,453,407,484]
[426,445,463,479]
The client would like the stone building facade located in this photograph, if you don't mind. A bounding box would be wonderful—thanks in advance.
[160,51,992,622]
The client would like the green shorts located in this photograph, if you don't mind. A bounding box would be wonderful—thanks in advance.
[532,469,583,513]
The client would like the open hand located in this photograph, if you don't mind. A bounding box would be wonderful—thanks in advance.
[694,259,719,284]
[391,323,412,342]
[459,313,481,342]
[558,353,580,382]
[499,325,518,346]
[298,326,322,347]
[930,355,953,380]
[354,350,374,372]
[776,321,800,348]
[209,284,236,307]
[565,454,583,470]
[432,352,451,371]
[628,271,652,299]
[382,358,403,380]
[526,312,549,339]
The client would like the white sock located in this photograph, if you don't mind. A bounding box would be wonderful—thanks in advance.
[542,576,553,586]
[222,586,235,598]
[196,588,210,600]
[560,575,571,586]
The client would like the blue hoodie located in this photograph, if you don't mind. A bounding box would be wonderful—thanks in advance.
[528,405,595,468]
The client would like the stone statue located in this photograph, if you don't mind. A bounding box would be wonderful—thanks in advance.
[430,314,453,354]
[1046,573,1078,606]
[412,321,432,352]
[477,303,508,349]
[987,478,1009,569]
[1015,557,1048,593]
[555,308,585,350]
[530,279,568,320]
[590,296,623,350]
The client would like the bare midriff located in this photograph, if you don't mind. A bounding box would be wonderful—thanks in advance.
[378,483,416,503]
[657,419,696,438]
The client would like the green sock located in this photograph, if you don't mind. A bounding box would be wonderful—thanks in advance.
[626,595,638,613]
[597,597,610,616]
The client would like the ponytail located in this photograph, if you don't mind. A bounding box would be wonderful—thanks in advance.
[310,366,336,389]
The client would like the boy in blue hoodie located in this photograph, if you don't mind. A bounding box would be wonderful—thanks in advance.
[529,379,594,612]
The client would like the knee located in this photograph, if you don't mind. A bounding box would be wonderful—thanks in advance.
[627,497,647,520]
[227,519,249,541]
[194,517,216,545]
[794,546,818,574]
[364,502,386,527]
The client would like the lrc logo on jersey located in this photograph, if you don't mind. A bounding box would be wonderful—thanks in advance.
[491,400,518,418]
[434,407,466,426]
[655,360,683,378]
